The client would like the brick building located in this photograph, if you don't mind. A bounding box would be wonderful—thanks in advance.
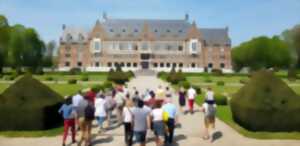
[58,14,232,72]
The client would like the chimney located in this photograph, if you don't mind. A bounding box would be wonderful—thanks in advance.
[62,24,66,30]
[185,13,189,21]
[103,12,107,20]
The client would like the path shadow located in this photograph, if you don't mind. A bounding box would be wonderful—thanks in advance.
[211,131,223,143]
[163,134,187,146]
[91,134,114,145]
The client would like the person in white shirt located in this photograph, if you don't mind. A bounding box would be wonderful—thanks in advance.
[72,91,84,130]
[200,100,217,142]
[187,86,196,114]
[94,93,107,133]
[205,87,215,101]
[123,98,134,146]
[150,102,165,146]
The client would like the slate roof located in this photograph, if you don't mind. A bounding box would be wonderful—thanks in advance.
[60,18,231,46]
[200,28,231,46]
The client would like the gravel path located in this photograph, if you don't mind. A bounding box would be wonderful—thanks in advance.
[0,75,300,146]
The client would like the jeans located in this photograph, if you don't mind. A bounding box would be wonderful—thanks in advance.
[124,122,133,146]
[165,118,175,144]
[96,116,106,129]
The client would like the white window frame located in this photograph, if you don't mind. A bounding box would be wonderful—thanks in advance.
[189,39,200,54]
[90,38,101,53]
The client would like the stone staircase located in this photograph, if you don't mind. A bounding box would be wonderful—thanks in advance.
[134,69,156,76]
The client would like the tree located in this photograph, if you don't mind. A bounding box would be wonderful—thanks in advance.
[232,36,291,71]
[281,24,300,67]
[7,25,45,73]
[42,40,56,67]
[0,15,10,73]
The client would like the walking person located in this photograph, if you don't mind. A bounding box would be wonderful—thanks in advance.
[115,87,126,125]
[122,98,134,146]
[131,100,151,146]
[94,93,107,133]
[150,102,165,146]
[165,87,172,98]
[162,98,178,145]
[58,96,77,146]
[78,100,95,146]
[187,86,196,114]
[178,87,186,114]
[104,91,116,127]
[72,91,84,130]
[201,100,217,142]
[205,87,215,102]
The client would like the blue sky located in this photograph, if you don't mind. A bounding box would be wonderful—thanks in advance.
[0,0,299,46]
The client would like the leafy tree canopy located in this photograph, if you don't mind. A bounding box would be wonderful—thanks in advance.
[232,36,292,71]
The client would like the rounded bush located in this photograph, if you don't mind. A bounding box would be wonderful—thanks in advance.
[214,94,228,105]
[178,81,191,89]
[68,79,77,84]
[91,84,104,93]
[192,85,201,94]
[45,76,54,81]
[211,69,223,76]
[216,81,225,86]
[204,78,212,83]
[231,70,300,132]
[69,68,81,75]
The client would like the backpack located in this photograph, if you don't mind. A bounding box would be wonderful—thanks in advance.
[206,104,216,118]
[85,104,95,120]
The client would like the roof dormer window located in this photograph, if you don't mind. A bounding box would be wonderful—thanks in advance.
[110,29,114,32]
[66,34,72,42]
[134,29,138,32]
[166,29,171,33]
[178,30,183,33]
[122,29,126,32]
[154,29,158,33]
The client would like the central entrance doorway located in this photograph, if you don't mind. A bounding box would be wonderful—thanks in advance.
[140,53,151,69]
[141,61,149,69]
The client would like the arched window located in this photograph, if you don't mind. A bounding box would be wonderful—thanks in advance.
[172,63,177,67]
[127,62,131,67]
[166,63,171,68]
[191,63,196,68]
[153,63,158,68]
[107,62,112,67]
[179,63,183,68]
[160,63,164,68]
[220,63,225,68]
[208,63,213,68]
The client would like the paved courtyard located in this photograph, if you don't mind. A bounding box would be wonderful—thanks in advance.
[0,75,300,146]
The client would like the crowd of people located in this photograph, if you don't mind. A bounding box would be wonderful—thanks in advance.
[58,84,217,146]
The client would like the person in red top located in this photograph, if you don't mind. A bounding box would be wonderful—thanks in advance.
[85,89,96,104]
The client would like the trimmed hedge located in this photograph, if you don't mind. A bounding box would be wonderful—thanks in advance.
[0,75,63,131]
[81,75,89,81]
[231,70,300,132]
[216,81,225,86]
[68,79,77,84]
[45,76,54,81]
[178,81,191,89]
[214,94,228,105]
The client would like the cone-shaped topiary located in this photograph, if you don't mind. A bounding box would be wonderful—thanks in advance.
[231,70,300,131]
[0,74,63,131]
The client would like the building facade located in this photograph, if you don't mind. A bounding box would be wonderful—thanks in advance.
[58,14,232,72]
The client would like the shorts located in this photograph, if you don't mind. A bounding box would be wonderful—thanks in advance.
[204,116,215,128]
[153,121,165,136]
[134,131,146,143]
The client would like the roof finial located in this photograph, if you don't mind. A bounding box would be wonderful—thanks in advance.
[102,12,108,21]
[185,13,189,21]
[62,24,66,30]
